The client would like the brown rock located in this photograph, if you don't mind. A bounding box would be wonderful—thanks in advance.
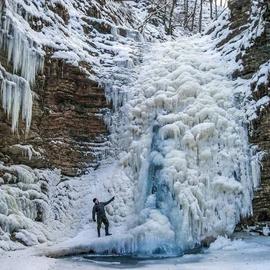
[226,0,270,223]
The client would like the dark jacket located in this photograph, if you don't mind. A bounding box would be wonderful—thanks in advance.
[92,197,114,221]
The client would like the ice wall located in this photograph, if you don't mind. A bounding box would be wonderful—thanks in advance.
[118,35,258,253]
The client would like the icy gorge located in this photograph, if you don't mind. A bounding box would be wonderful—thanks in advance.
[0,0,269,260]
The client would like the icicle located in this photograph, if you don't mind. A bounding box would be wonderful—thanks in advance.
[0,14,44,85]
[20,79,32,131]
[0,66,33,132]
[0,0,44,132]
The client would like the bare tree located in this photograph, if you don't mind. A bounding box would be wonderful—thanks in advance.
[209,0,213,19]
[138,0,223,35]
[191,0,198,31]
[198,0,203,33]
[138,1,168,33]
[184,0,189,27]
[168,0,177,35]
[215,0,218,19]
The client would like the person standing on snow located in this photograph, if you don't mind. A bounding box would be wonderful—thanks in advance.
[92,196,115,237]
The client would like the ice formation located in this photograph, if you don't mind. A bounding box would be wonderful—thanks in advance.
[40,1,264,255]
[0,11,44,84]
[0,67,32,131]
[0,0,44,132]
[0,0,148,132]
[116,35,258,253]
[9,144,42,160]
[0,163,49,250]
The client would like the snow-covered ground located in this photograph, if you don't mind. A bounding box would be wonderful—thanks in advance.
[1,234,270,270]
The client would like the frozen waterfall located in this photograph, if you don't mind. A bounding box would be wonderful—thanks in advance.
[43,34,261,258]
[117,35,259,254]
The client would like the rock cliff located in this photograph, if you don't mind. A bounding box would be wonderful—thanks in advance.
[215,0,270,223]
[0,0,144,249]
[0,0,142,176]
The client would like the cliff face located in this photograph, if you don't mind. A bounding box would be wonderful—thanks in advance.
[245,2,270,223]
[0,0,142,176]
[0,55,109,176]
[218,0,270,223]
[0,0,144,249]
[34,56,109,176]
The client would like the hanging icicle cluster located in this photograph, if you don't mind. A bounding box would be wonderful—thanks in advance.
[0,0,44,132]
[0,66,32,132]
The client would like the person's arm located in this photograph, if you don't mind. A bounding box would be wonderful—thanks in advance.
[103,196,115,206]
[92,206,96,222]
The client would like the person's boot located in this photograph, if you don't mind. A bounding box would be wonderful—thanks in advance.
[97,228,101,238]
[105,227,112,236]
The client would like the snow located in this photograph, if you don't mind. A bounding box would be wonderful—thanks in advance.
[0,248,56,270]
[243,61,270,121]
[251,61,270,92]
[8,144,41,160]
[0,163,53,250]
[210,0,267,66]
[262,226,270,237]
[208,0,269,123]
[1,234,270,270]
